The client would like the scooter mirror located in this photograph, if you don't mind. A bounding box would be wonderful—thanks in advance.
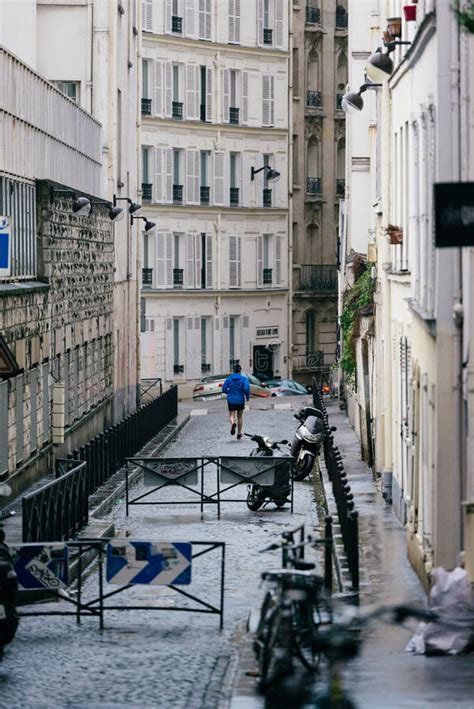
[331,426,337,432]
[280,439,288,445]
[0,482,12,497]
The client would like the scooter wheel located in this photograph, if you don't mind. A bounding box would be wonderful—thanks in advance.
[247,487,266,511]
[292,456,314,481]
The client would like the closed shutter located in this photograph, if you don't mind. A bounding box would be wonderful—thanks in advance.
[154,147,164,203]
[164,61,172,117]
[165,148,173,203]
[221,317,230,371]
[156,232,167,287]
[233,0,241,43]
[222,69,230,123]
[229,235,241,287]
[262,74,271,126]
[213,317,221,373]
[186,149,199,205]
[199,0,211,39]
[257,0,264,46]
[206,66,213,121]
[242,71,249,124]
[154,60,163,116]
[229,0,235,42]
[188,317,201,379]
[186,233,195,287]
[275,233,282,285]
[164,0,172,33]
[194,233,202,288]
[185,0,197,38]
[143,0,153,32]
[270,75,274,125]
[257,234,263,286]
[275,0,284,48]
[165,232,173,288]
[165,317,174,380]
[206,233,213,288]
[186,65,196,120]
[213,151,225,205]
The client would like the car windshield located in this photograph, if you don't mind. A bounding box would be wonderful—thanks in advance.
[201,374,228,383]
[266,379,284,387]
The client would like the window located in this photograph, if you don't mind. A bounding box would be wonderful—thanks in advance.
[173,319,184,373]
[200,66,207,121]
[173,233,184,287]
[0,175,36,282]
[201,317,212,373]
[172,65,183,118]
[200,151,211,204]
[172,0,183,32]
[142,233,153,287]
[142,146,152,200]
[257,233,282,287]
[229,70,239,124]
[141,60,152,115]
[229,0,240,43]
[173,149,183,203]
[230,153,240,205]
[229,316,240,367]
[258,0,284,47]
[54,81,79,103]
[262,74,274,126]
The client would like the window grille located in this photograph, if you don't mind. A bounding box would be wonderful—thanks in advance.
[0,175,37,281]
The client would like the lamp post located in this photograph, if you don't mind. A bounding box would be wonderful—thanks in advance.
[341,82,382,113]
[250,165,281,182]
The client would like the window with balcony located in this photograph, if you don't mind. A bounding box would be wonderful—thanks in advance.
[230,153,240,205]
[201,317,212,374]
[141,147,152,201]
[307,51,321,109]
[229,316,240,368]
[172,64,183,119]
[306,3,320,25]
[200,151,211,204]
[335,4,348,29]
[262,153,273,207]
[173,233,184,288]
[172,0,182,32]
[307,141,321,195]
[173,318,184,374]
[263,0,272,43]
[200,65,213,122]
[336,52,348,111]
[142,232,153,287]
[229,70,240,124]
[336,138,345,198]
[173,149,183,203]
[257,233,282,287]
[141,60,152,115]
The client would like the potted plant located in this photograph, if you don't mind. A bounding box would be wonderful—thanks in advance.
[387,16,402,37]
[386,224,403,245]
[403,4,417,22]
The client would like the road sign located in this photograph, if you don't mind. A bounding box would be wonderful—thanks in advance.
[106,540,192,586]
[142,458,198,486]
[0,334,20,378]
[12,543,69,590]
[435,182,474,247]
[219,456,276,485]
[0,216,11,277]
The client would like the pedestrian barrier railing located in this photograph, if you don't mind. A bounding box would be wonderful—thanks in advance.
[22,461,88,543]
[281,519,334,594]
[312,379,359,591]
[14,537,225,629]
[125,455,294,518]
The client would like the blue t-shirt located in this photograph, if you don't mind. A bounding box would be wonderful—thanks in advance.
[222,373,250,405]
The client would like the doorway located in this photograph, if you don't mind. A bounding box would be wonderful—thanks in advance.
[253,345,274,380]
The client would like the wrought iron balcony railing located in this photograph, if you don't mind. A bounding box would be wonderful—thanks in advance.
[173,184,183,203]
[200,186,210,204]
[306,6,321,24]
[299,265,338,292]
[336,93,344,110]
[173,364,184,374]
[172,15,183,32]
[172,101,183,119]
[141,98,152,115]
[142,183,152,201]
[229,107,240,124]
[307,177,322,195]
[307,90,322,108]
[305,351,325,368]
[336,179,345,197]
[263,28,273,44]
[142,268,153,286]
[335,9,348,29]
[263,268,273,285]
[229,358,240,368]
[201,363,211,373]
[173,268,183,287]
[263,188,272,207]
[230,187,239,205]
[200,104,206,121]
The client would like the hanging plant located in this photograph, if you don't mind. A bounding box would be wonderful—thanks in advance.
[453,1,474,33]
[340,266,375,383]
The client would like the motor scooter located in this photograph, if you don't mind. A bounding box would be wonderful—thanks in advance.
[290,407,336,481]
[245,433,291,511]
[0,504,18,660]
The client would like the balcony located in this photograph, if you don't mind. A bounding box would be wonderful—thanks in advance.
[263,268,273,285]
[306,90,322,108]
[201,363,211,373]
[142,183,152,201]
[229,107,240,124]
[299,265,338,292]
[263,188,272,207]
[263,28,273,44]
[173,184,183,203]
[307,177,322,195]
[173,364,184,374]
[230,187,239,206]
[142,268,153,287]
[172,15,183,33]
[335,9,348,29]
[172,101,183,119]
[306,6,321,24]
[200,186,210,204]
[173,268,184,287]
[336,179,345,197]
[141,98,152,116]
[229,358,240,368]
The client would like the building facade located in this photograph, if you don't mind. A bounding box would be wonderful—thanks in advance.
[290,0,347,386]
[139,0,290,396]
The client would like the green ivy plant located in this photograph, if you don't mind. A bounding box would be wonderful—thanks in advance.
[340,266,375,383]
[453,1,474,33]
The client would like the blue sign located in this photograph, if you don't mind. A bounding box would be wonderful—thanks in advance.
[106,541,192,586]
[12,544,69,590]
[0,216,11,276]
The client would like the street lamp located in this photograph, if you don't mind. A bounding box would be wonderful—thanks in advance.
[113,194,142,217]
[366,41,411,83]
[131,215,156,232]
[251,165,281,183]
[72,196,124,221]
[341,82,382,113]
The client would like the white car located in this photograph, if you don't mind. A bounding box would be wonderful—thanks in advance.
[192,373,271,400]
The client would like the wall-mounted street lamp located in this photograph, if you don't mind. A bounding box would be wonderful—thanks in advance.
[131,215,156,232]
[341,82,382,113]
[251,165,281,183]
[71,196,124,221]
[113,195,142,218]
[366,41,411,82]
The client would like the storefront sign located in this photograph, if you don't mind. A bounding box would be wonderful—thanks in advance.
[435,182,474,248]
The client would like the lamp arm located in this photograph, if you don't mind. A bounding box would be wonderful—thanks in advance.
[251,165,271,180]
[359,82,382,94]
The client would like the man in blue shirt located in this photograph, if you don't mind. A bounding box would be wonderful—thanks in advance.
[222,364,250,439]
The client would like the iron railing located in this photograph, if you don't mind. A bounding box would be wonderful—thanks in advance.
[200,186,210,204]
[263,28,273,44]
[142,268,153,286]
[22,460,88,542]
[312,382,359,591]
[142,183,152,200]
[201,363,211,373]
[174,364,184,374]
[172,15,183,32]
[335,8,348,29]
[307,90,322,108]
[230,187,239,205]
[141,98,152,115]
[336,93,344,110]
[173,268,183,287]
[200,104,207,121]
[229,107,240,124]
[172,101,183,119]
[173,184,183,203]
[336,179,345,197]
[299,265,338,292]
[263,268,273,285]
[263,188,272,207]
[307,177,322,194]
[306,6,321,24]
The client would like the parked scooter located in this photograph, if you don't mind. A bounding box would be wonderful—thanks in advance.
[0,505,18,660]
[291,407,336,481]
[245,433,291,511]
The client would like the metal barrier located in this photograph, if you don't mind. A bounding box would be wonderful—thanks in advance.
[312,380,359,591]
[125,455,294,518]
[15,538,225,629]
[22,461,88,543]
[67,386,178,497]
[281,520,334,594]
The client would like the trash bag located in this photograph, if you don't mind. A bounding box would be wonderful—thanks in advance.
[406,566,474,655]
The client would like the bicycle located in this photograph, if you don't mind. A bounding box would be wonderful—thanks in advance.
[254,532,332,693]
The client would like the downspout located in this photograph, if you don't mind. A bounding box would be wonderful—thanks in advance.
[287,1,293,379]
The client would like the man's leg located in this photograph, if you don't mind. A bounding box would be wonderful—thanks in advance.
[229,408,236,435]
[237,409,244,437]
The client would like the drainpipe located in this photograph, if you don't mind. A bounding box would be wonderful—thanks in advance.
[287,1,293,379]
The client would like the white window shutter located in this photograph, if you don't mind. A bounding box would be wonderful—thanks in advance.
[194,65,200,120]
[186,149,199,205]
[222,69,230,123]
[185,0,197,38]
[213,317,221,373]
[188,317,201,379]
[234,0,241,43]
[275,0,284,48]
[237,235,241,287]
[164,61,172,117]
[186,233,195,287]
[206,233,213,288]
[165,317,174,381]
[199,0,211,39]
[242,71,249,125]
[164,0,172,34]
[154,60,163,116]
[270,75,275,126]
[257,234,263,286]
[194,150,200,204]
[205,0,211,39]
[165,232,173,288]
[156,232,166,287]
[213,151,225,205]
[229,235,237,287]
[154,147,164,203]
[194,233,202,288]
[275,233,282,285]
[186,65,196,120]
[143,0,153,32]
[262,74,270,126]
[257,0,264,46]
[206,66,213,121]
[165,148,173,203]
[228,0,235,42]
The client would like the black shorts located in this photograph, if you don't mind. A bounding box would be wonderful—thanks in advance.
[228,402,245,412]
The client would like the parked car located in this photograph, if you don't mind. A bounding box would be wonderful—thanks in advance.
[265,378,311,397]
[192,373,270,400]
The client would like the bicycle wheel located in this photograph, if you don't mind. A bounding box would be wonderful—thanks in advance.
[292,598,322,671]
[258,604,294,692]
[253,591,275,659]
